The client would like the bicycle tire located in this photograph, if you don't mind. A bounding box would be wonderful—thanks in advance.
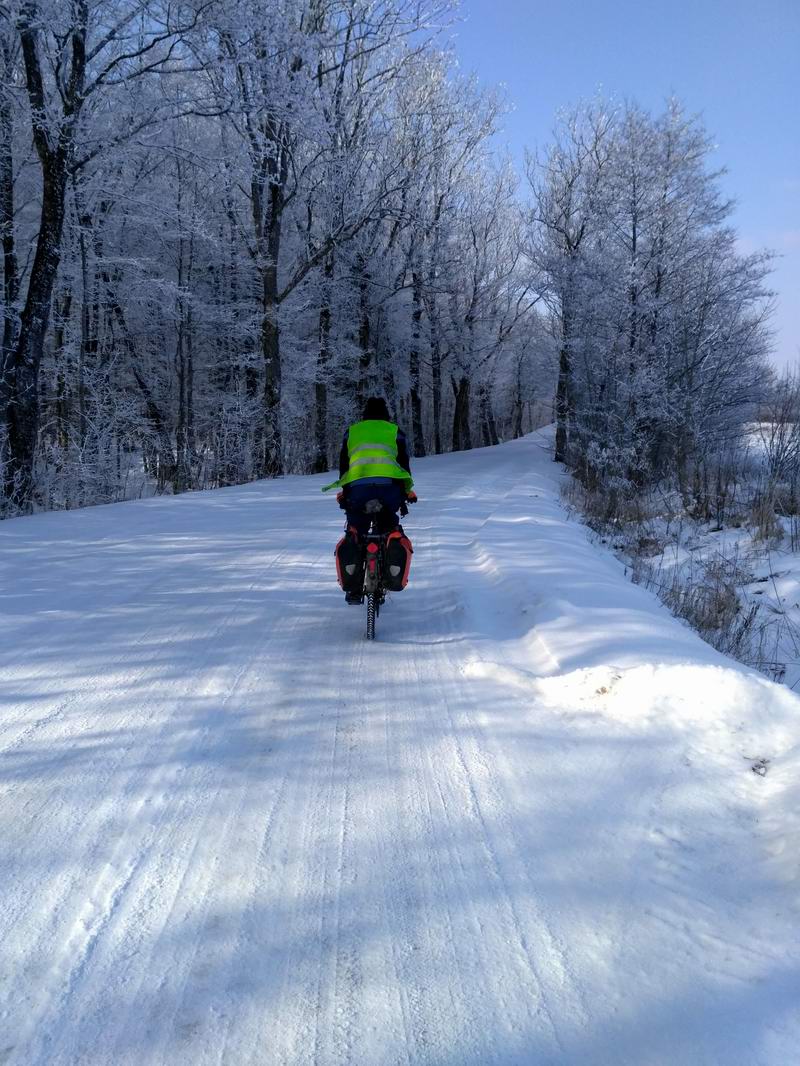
[366,593,376,640]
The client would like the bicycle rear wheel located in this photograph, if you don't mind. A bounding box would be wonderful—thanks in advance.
[366,593,376,640]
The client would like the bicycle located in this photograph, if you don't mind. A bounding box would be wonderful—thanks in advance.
[336,497,415,640]
[361,525,389,641]
[344,518,413,640]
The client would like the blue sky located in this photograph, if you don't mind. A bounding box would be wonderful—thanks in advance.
[448,0,799,366]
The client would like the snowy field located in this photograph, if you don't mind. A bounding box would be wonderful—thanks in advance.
[1,431,799,1065]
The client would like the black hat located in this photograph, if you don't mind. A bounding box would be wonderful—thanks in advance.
[363,396,391,420]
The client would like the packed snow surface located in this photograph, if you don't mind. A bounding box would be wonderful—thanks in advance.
[1,431,799,1065]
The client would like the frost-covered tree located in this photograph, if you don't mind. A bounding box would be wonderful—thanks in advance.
[0,8,772,519]
[527,98,773,498]
[0,0,207,509]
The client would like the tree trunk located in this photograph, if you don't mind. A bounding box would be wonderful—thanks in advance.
[313,251,334,472]
[261,183,284,477]
[262,301,281,476]
[186,265,195,457]
[480,383,499,447]
[451,375,472,452]
[77,213,91,450]
[5,153,69,506]
[174,173,189,493]
[356,255,372,413]
[223,206,240,393]
[53,289,72,451]
[0,49,19,470]
[430,313,442,454]
[7,2,87,508]
[554,344,570,464]
[511,355,525,439]
[427,202,444,455]
[512,401,523,440]
[409,271,425,457]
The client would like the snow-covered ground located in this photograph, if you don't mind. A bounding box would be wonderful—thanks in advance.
[618,505,800,690]
[1,430,799,1065]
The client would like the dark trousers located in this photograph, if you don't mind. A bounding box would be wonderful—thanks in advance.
[344,481,405,536]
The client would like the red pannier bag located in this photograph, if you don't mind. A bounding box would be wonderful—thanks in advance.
[385,530,413,591]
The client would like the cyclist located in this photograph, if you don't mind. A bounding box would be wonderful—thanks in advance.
[323,397,417,603]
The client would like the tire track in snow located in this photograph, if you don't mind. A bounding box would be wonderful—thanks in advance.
[408,460,591,1056]
[247,634,371,1066]
[4,545,324,1066]
[315,708,361,1066]
[0,548,284,946]
[403,634,567,1061]
[195,551,355,1066]
[104,637,301,1065]
[107,548,332,1066]
[0,543,295,763]
[377,693,416,1066]
[383,677,490,1064]
[332,457,558,1063]
[436,492,593,1030]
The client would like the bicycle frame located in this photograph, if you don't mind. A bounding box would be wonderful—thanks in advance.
[362,524,388,640]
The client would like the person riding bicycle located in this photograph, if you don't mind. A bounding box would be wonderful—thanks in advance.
[323,397,417,603]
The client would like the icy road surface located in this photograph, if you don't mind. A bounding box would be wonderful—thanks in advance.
[1,432,799,1065]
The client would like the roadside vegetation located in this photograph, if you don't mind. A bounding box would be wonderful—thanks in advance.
[564,370,800,687]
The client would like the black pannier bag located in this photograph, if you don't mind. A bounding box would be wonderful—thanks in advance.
[335,528,364,592]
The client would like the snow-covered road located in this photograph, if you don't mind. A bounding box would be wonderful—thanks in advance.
[2,432,799,1065]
